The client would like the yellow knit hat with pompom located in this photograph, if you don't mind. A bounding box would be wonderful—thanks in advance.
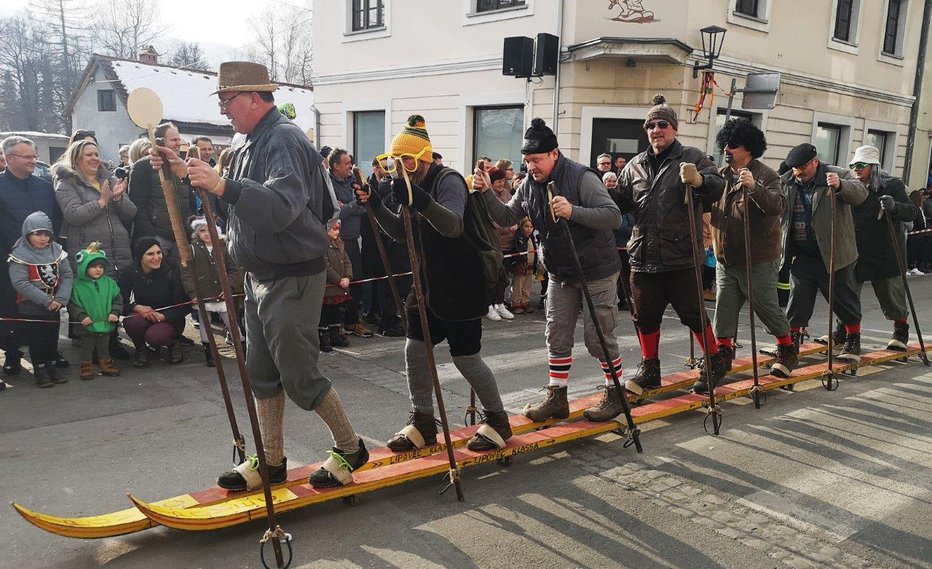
[391,114,433,163]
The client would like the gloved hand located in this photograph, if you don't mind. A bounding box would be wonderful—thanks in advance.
[680,163,703,188]
[879,194,896,212]
[392,177,431,211]
[355,181,381,209]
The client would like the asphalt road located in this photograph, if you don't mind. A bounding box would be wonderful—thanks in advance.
[2,274,931,569]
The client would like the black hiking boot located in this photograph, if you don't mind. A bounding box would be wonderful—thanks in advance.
[167,339,183,364]
[329,325,350,348]
[584,385,627,421]
[467,410,513,451]
[3,352,22,375]
[309,439,369,488]
[46,363,67,384]
[624,358,661,396]
[109,334,131,361]
[34,364,53,388]
[54,351,70,368]
[770,342,799,378]
[387,411,438,451]
[692,350,729,395]
[523,385,569,422]
[717,344,735,373]
[319,328,332,353]
[816,320,846,348]
[202,343,215,367]
[887,322,909,352]
[133,345,150,368]
[217,456,288,492]
[838,332,861,365]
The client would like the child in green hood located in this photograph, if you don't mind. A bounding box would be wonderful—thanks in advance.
[67,243,123,380]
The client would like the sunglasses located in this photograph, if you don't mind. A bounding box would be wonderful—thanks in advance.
[850,162,871,170]
[644,120,670,130]
[598,162,611,166]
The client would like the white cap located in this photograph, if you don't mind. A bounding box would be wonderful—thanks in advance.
[849,145,881,167]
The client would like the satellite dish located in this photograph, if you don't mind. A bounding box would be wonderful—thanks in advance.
[126,88,163,132]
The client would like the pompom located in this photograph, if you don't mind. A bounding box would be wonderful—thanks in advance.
[531,117,546,129]
[407,114,426,128]
[652,95,667,105]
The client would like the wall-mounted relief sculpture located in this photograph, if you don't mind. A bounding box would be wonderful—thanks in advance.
[607,0,658,23]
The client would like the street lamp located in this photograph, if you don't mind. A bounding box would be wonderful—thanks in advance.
[692,25,727,78]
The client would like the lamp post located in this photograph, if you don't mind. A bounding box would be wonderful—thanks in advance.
[692,25,727,78]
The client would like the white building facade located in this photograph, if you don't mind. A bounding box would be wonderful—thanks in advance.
[312,0,929,180]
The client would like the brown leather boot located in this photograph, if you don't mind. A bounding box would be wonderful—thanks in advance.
[99,358,120,377]
[80,361,95,381]
[523,385,569,422]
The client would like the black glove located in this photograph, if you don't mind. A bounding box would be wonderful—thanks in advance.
[392,177,431,211]
[355,182,381,209]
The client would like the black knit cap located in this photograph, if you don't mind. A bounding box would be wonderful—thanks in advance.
[521,118,559,155]
[133,237,161,269]
[785,143,817,168]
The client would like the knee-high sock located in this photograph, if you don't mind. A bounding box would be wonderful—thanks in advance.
[256,391,285,466]
[693,325,719,356]
[453,353,504,413]
[314,388,359,452]
[405,338,435,414]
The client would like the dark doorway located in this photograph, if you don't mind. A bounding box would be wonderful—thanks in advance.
[590,118,647,169]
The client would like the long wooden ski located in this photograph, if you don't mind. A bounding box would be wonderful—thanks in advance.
[124,344,930,532]
[8,342,825,539]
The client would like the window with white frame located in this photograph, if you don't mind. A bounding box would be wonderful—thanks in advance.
[815,123,846,166]
[475,0,525,13]
[353,111,385,177]
[734,0,765,19]
[350,0,384,32]
[833,0,861,43]
[472,106,523,168]
[882,0,907,56]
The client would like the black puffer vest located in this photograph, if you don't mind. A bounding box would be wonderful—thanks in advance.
[410,164,489,321]
[525,154,619,282]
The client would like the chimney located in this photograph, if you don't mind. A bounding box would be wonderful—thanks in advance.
[138,45,159,65]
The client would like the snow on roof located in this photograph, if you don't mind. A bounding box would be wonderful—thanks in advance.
[108,60,315,133]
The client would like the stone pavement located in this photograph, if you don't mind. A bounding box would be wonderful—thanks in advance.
[1,276,930,568]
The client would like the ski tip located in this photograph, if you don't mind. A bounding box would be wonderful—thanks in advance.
[12,501,152,539]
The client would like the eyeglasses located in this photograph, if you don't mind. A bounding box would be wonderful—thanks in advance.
[792,158,816,171]
[8,153,38,161]
[218,92,246,110]
[598,162,611,166]
[850,162,870,170]
[375,147,431,173]
[644,120,670,130]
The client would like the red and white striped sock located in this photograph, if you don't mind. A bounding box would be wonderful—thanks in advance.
[548,355,572,387]
[600,356,623,386]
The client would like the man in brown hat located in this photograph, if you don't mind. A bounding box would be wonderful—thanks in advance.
[474,117,627,423]
[150,61,368,490]
[612,95,728,396]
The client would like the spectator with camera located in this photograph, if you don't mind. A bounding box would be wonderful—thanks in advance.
[53,139,137,359]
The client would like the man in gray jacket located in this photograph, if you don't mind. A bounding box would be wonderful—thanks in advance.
[475,118,626,422]
[780,143,868,364]
[152,62,367,490]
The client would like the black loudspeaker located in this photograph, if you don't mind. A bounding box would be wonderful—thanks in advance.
[502,36,534,78]
[533,33,559,76]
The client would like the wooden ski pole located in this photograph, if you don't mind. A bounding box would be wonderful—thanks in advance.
[823,184,840,391]
[185,146,246,464]
[352,166,407,331]
[882,209,930,365]
[393,159,464,501]
[154,145,289,568]
[684,182,722,435]
[740,182,763,408]
[546,182,642,452]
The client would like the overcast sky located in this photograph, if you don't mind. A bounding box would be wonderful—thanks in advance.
[0,0,306,67]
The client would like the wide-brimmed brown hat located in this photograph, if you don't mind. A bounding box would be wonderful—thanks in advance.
[211,61,278,95]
